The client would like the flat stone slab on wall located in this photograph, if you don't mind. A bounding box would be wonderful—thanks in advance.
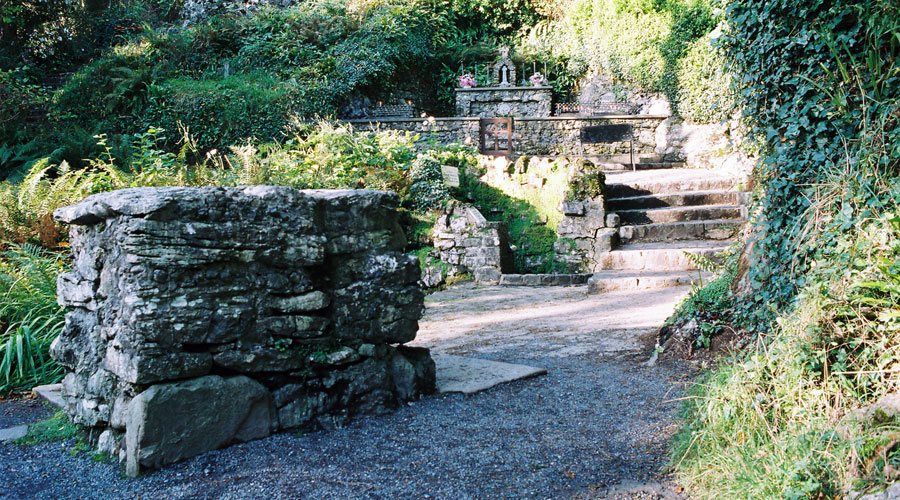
[499,274,593,286]
[51,186,435,476]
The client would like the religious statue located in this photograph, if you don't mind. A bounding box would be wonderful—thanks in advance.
[493,47,516,87]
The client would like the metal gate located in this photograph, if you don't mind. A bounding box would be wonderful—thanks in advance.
[479,117,514,156]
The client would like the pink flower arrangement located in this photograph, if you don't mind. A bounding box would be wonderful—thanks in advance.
[529,73,546,86]
[458,73,476,88]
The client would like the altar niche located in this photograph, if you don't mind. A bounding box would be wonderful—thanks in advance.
[455,49,552,119]
[493,47,516,87]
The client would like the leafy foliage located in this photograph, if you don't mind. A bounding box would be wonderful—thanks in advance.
[407,153,451,211]
[719,0,900,331]
[673,2,900,497]
[0,245,67,394]
[519,0,727,121]
[49,1,456,146]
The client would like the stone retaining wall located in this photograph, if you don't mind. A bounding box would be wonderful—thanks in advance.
[345,115,670,159]
[431,204,514,285]
[51,186,435,476]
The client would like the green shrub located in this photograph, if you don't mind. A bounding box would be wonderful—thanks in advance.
[0,245,67,395]
[0,68,49,134]
[144,74,302,147]
[673,2,900,493]
[520,0,723,119]
[719,0,900,330]
[676,36,734,123]
[51,1,454,142]
[407,153,451,211]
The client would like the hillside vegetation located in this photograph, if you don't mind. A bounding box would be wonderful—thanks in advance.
[670,1,900,498]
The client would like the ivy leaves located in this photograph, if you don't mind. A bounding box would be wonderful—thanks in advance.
[721,0,900,330]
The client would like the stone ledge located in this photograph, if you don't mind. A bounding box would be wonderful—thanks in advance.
[454,86,553,92]
[515,115,670,121]
[499,273,592,286]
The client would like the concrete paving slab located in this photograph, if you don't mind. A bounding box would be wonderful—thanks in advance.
[32,384,64,409]
[0,424,29,442]
[432,353,547,394]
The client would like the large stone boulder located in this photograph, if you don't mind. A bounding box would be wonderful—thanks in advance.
[125,375,272,477]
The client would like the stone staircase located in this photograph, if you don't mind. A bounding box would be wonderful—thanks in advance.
[587,168,748,294]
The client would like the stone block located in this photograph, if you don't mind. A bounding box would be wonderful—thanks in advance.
[605,213,620,228]
[499,274,525,286]
[125,375,272,477]
[560,201,586,216]
[465,207,488,228]
[473,267,502,285]
[592,228,618,256]
[523,275,541,286]
[390,345,436,401]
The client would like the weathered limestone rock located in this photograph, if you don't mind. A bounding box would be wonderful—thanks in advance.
[52,186,435,476]
[125,375,272,477]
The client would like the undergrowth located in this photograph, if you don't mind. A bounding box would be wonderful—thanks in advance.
[672,3,900,497]
[666,245,739,349]
[674,204,900,498]
[0,245,68,394]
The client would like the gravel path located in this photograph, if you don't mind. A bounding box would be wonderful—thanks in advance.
[0,398,54,430]
[0,283,696,500]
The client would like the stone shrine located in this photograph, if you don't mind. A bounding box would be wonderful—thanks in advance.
[455,48,552,118]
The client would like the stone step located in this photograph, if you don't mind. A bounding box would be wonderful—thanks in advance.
[597,241,733,271]
[618,219,745,244]
[607,177,739,199]
[615,204,745,225]
[587,270,712,294]
[599,162,685,172]
[607,190,748,211]
[499,273,592,286]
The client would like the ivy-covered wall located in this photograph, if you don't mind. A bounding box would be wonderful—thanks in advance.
[720,0,900,329]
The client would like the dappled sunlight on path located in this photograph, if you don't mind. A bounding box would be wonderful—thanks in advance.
[413,283,692,359]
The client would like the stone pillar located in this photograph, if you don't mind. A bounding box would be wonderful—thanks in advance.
[51,186,435,476]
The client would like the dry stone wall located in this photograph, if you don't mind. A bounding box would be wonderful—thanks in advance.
[51,186,435,476]
[345,116,669,158]
[515,117,666,158]
[554,199,617,273]
[431,204,514,285]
